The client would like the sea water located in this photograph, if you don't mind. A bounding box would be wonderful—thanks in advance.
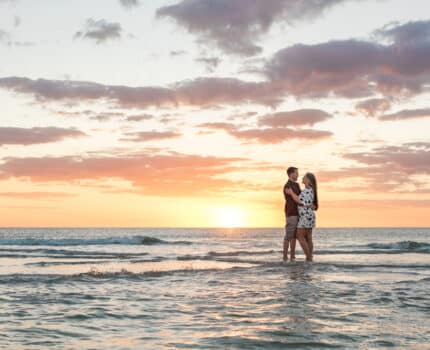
[0,227,429,349]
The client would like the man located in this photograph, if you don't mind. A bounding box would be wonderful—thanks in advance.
[283,166,301,261]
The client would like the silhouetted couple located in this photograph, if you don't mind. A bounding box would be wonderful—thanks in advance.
[283,167,319,262]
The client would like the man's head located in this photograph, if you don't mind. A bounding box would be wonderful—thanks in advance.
[287,167,298,181]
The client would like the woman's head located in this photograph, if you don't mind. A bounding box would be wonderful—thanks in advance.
[303,172,318,210]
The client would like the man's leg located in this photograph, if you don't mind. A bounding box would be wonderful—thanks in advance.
[283,238,289,261]
[284,216,296,261]
[289,216,298,260]
[290,238,296,260]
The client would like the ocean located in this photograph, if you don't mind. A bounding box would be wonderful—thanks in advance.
[0,227,429,349]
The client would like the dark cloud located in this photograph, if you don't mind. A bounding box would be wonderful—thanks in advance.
[0,127,86,146]
[119,0,140,9]
[126,113,155,122]
[74,18,122,44]
[156,0,350,56]
[379,108,430,121]
[258,109,332,127]
[120,130,182,142]
[376,19,430,46]
[14,16,20,28]
[195,57,221,72]
[170,50,187,56]
[0,76,281,108]
[89,112,124,121]
[265,20,430,98]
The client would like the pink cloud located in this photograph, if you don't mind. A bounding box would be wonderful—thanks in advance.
[319,142,430,192]
[355,98,392,117]
[0,152,251,196]
[0,192,77,199]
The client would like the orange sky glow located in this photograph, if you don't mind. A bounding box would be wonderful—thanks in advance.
[0,0,429,227]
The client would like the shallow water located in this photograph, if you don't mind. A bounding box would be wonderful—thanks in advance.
[1,227,429,349]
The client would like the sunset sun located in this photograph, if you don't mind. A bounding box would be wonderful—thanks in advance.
[214,206,245,228]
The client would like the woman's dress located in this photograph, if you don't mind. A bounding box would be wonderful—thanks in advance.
[297,187,315,228]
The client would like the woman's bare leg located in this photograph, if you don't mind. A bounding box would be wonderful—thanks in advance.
[296,228,311,260]
[305,229,313,261]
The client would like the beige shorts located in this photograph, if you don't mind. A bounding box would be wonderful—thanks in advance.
[284,215,298,240]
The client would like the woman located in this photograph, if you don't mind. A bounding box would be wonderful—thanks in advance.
[285,172,318,261]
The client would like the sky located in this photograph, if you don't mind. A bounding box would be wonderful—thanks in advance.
[0,0,429,227]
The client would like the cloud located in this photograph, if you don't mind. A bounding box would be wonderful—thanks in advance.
[0,26,34,47]
[227,127,332,144]
[172,77,280,106]
[89,112,125,121]
[170,50,187,56]
[0,76,281,108]
[14,16,20,27]
[49,109,156,122]
[0,127,86,146]
[119,0,140,9]
[379,108,430,121]
[319,142,430,192]
[265,20,430,98]
[126,113,155,122]
[120,130,182,142]
[376,19,430,46]
[323,199,430,209]
[74,18,122,44]
[258,109,332,127]
[0,191,77,199]
[2,20,429,109]
[156,0,350,56]
[344,143,430,173]
[0,29,8,41]
[0,152,250,196]
[195,57,221,72]
[355,98,391,117]
[199,122,331,143]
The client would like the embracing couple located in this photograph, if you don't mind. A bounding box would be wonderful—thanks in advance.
[283,167,319,262]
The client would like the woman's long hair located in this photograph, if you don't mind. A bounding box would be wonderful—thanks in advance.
[305,172,318,211]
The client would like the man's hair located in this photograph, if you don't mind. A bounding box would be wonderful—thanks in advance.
[287,167,298,176]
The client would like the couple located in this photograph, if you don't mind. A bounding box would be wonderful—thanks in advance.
[283,167,318,262]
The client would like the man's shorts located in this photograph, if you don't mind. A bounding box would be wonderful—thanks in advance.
[284,215,298,240]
